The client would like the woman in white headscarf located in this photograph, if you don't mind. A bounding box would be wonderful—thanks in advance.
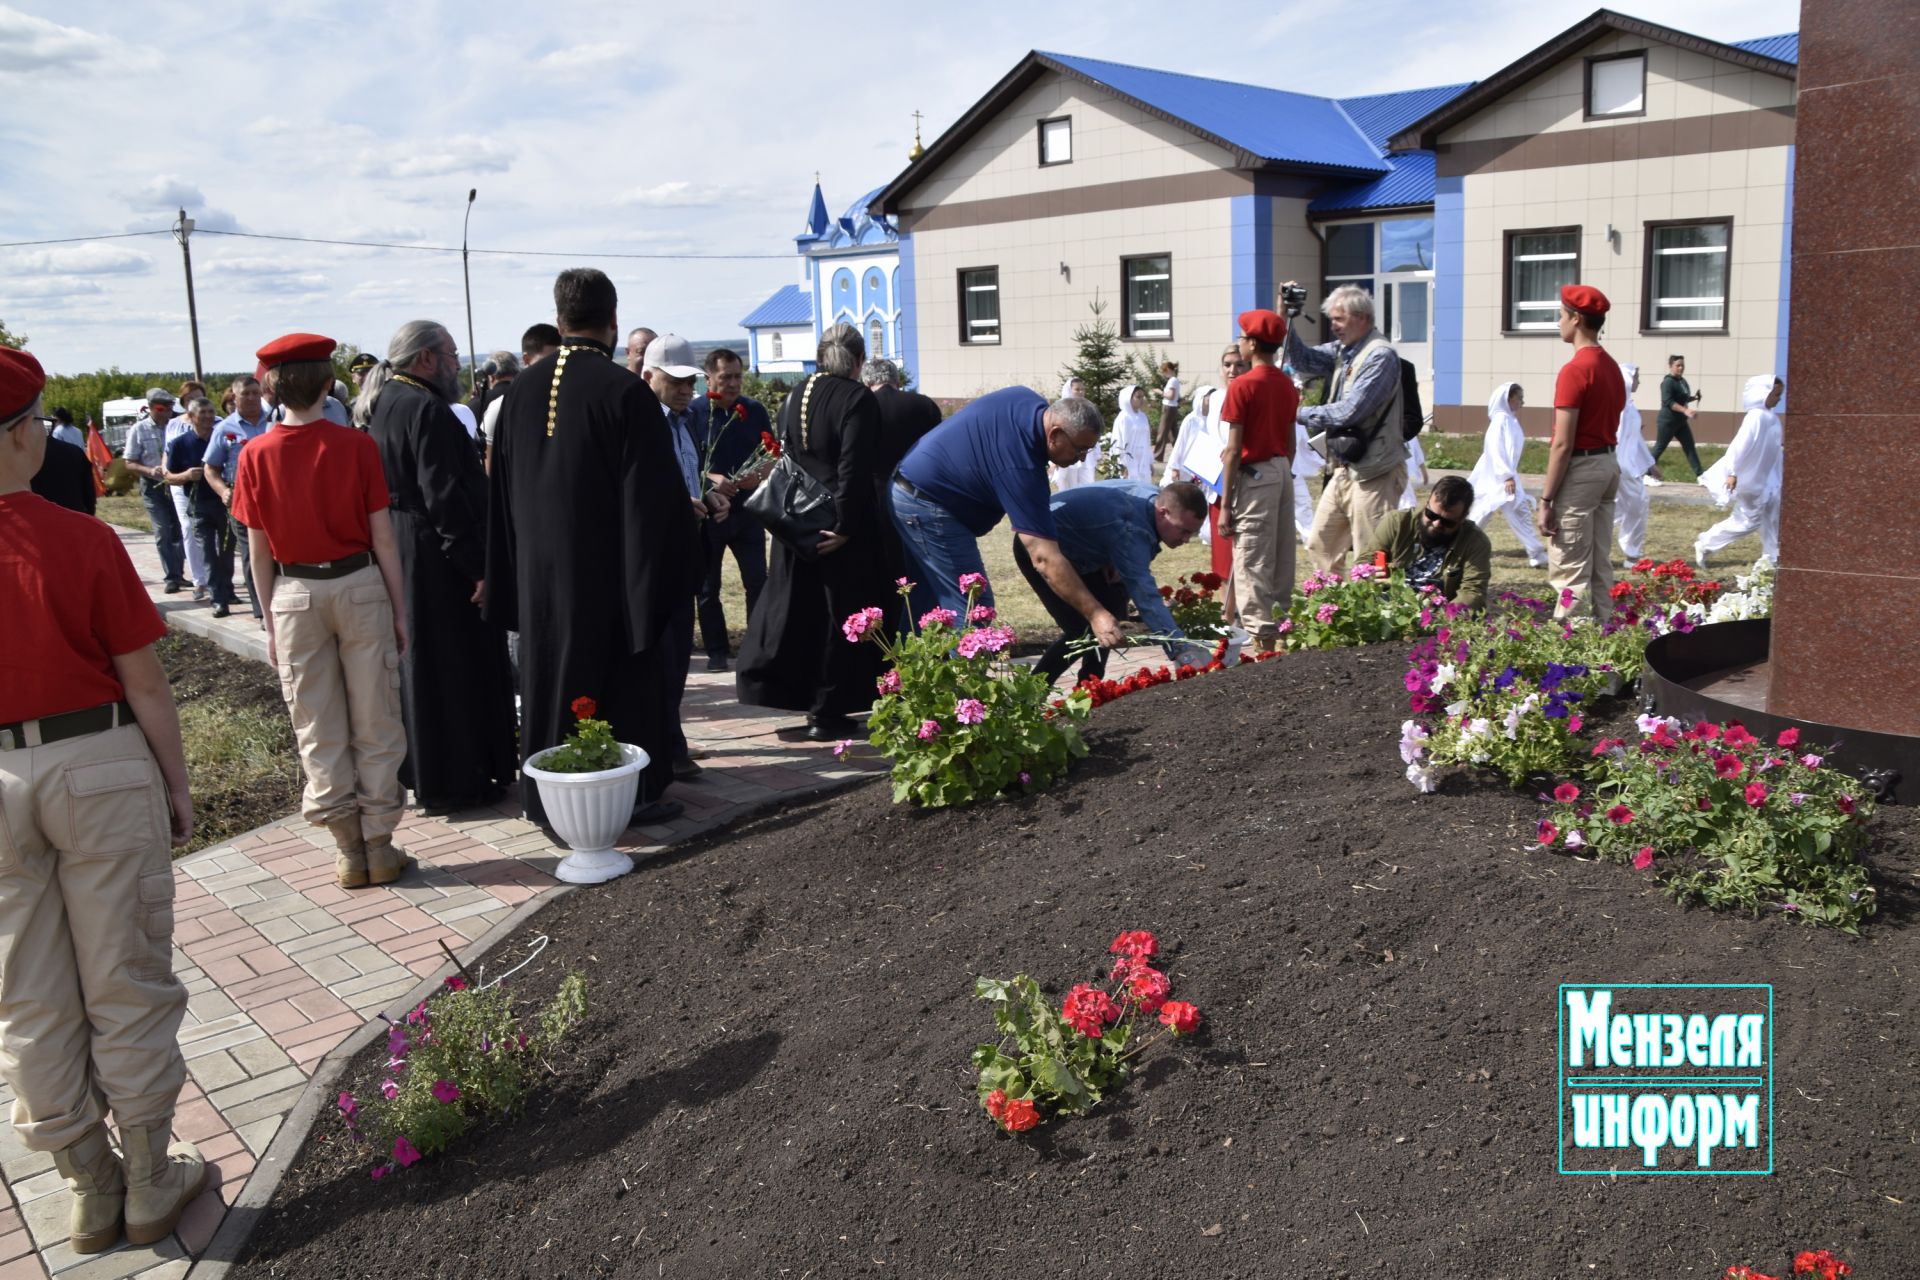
[1612,362,1654,566]
[1049,375,1100,490]
[1695,374,1784,566]
[1107,384,1155,481]
[1291,418,1318,545]
[1397,434,1430,510]
[1467,381,1547,568]
[1162,385,1218,491]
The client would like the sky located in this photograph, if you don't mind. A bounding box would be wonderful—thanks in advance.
[0,0,1800,375]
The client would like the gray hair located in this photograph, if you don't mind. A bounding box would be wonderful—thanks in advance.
[860,357,902,389]
[486,350,520,379]
[1045,396,1103,438]
[184,396,214,415]
[817,322,866,379]
[1322,283,1375,322]
[354,319,450,427]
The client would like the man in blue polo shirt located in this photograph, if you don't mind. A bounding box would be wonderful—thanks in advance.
[1019,479,1213,685]
[891,386,1122,647]
[203,375,271,620]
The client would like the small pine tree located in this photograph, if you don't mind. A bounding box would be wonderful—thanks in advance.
[1060,294,1125,421]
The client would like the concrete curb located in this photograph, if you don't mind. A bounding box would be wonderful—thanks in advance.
[181,768,879,1278]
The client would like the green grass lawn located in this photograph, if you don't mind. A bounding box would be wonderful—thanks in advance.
[98,492,151,532]
[1422,433,1725,478]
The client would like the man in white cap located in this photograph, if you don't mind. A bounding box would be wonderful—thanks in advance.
[642,334,729,783]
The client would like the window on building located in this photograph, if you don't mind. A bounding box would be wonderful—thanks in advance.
[1379,219,1435,273]
[1320,222,1375,332]
[1586,52,1646,118]
[1038,116,1072,166]
[959,267,1000,345]
[1643,219,1732,331]
[1121,254,1172,340]
[868,318,885,357]
[771,332,783,359]
[1505,227,1581,332]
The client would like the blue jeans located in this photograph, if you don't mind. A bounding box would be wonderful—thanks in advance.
[139,484,184,584]
[888,479,989,624]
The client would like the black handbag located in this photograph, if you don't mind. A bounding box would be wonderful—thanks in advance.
[742,374,836,553]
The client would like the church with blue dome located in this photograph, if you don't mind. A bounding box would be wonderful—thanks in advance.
[739,180,902,376]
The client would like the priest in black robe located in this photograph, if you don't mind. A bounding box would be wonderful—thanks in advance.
[484,269,702,823]
[362,322,518,812]
[736,324,890,740]
[30,435,98,515]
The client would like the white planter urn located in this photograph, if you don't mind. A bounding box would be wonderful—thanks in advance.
[523,743,650,884]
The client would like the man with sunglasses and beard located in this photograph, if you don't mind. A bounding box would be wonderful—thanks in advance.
[1362,474,1491,612]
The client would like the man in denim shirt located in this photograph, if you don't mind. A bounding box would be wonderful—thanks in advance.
[1015,479,1212,685]
[121,390,185,592]
[203,376,271,619]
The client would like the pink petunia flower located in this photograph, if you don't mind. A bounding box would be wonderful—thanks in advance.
[1553,782,1580,804]
[832,739,852,759]
[1744,781,1769,807]
[431,1080,461,1105]
[1775,727,1800,747]
[1799,752,1823,769]
[392,1136,421,1167]
[370,1165,387,1181]
[380,1079,399,1100]
[1632,847,1655,871]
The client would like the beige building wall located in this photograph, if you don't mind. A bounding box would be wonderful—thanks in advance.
[1439,35,1795,439]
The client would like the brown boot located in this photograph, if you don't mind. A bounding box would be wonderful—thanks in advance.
[51,1125,125,1254]
[365,835,415,886]
[120,1125,206,1247]
[326,817,368,889]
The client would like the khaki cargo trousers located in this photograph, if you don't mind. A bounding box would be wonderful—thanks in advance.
[0,723,186,1151]
[1228,462,1295,641]
[1547,452,1620,621]
[1308,465,1404,576]
[271,564,406,842]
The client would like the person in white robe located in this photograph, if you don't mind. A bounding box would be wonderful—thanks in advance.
[1291,420,1317,545]
[1107,384,1156,481]
[1050,375,1100,490]
[1397,435,1430,510]
[1612,362,1653,566]
[1695,373,1784,567]
[1467,381,1548,568]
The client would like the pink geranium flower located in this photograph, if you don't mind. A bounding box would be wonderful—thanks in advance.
[916,719,941,741]
[1315,603,1339,624]
[876,670,900,695]
[841,606,884,643]
[954,698,986,725]
[957,572,987,593]
[918,607,957,629]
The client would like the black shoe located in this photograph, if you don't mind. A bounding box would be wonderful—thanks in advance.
[163,580,184,594]
[672,755,704,780]
[212,603,231,618]
[705,653,730,672]
[806,715,858,742]
[631,799,684,825]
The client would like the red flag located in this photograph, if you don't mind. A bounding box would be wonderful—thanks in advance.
[85,423,112,496]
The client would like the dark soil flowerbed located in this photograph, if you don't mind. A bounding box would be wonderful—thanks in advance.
[230,646,1920,1280]
[159,630,303,853]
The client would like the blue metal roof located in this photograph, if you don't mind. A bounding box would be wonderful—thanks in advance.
[1038,51,1388,175]
[740,285,811,329]
[1730,33,1798,63]
[1335,83,1474,149]
[1310,151,1438,214]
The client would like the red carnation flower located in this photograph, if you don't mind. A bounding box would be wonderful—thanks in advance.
[1158,1000,1200,1035]
[570,696,597,719]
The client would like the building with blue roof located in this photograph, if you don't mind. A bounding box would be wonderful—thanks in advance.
[739,181,903,376]
[864,9,1799,443]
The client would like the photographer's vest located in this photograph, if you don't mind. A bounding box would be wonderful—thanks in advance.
[1328,334,1409,483]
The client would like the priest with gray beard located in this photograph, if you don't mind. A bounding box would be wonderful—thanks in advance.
[358,320,518,813]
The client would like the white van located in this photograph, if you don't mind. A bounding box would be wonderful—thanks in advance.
[100,398,145,454]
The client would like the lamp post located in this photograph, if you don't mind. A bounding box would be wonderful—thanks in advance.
[173,208,203,382]
[461,188,478,396]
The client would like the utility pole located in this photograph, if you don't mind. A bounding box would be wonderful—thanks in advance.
[462,189,478,396]
[173,209,203,382]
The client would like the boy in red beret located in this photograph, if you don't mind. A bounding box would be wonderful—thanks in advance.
[232,333,413,888]
[1217,308,1300,652]
[1537,285,1625,619]
[0,347,209,1253]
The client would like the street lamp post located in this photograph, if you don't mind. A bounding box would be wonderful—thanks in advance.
[173,208,203,382]
[462,189,478,396]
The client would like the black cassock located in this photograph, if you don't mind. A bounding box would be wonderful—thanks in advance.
[484,339,700,815]
[869,385,942,583]
[367,377,518,809]
[735,373,890,721]
[30,437,98,516]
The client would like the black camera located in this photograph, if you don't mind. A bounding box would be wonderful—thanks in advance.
[1280,284,1309,318]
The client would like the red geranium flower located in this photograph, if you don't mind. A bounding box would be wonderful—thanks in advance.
[984,1088,1007,1120]
[570,696,597,719]
[1158,1000,1201,1035]
[1000,1096,1041,1132]
[1109,930,1158,960]
[1127,966,1171,1014]
[1062,983,1119,1038]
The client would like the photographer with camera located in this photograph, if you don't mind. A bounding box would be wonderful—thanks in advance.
[1279,281,1408,575]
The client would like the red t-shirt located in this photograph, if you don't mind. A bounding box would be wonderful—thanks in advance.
[232,421,390,564]
[1554,346,1625,449]
[1219,363,1298,464]
[0,492,166,722]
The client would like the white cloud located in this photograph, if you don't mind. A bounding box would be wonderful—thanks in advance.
[614,182,738,209]
[136,176,204,208]
[246,115,297,136]
[0,7,109,74]
[354,138,513,180]
[535,42,629,72]
[6,243,153,275]
[342,225,429,244]
[3,276,104,298]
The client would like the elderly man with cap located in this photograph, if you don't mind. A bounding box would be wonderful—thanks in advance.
[1280,281,1409,576]
[348,350,378,391]
[234,332,413,889]
[120,389,188,591]
[1217,308,1300,652]
[643,333,729,781]
[0,347,208,1254]
[1536,284,1626,619]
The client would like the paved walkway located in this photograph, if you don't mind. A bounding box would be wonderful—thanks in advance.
[0,530,932,1280]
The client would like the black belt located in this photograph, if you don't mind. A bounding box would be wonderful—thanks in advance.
[893,474,925,500]
[1573,446,1615,457]
[275,550,373,579]
[0,700,135,752]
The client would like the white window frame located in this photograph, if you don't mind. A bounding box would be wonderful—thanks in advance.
[1121,254,1172,340]
[959,266,1001,346]
[1643,219,1732,333]
[1505,227,1581,333]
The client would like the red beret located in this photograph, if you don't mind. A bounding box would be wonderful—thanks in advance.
[256,332,337,368]
[1237,308,1285,346]
[0,348,47,424]
[1560,284,1610,316]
